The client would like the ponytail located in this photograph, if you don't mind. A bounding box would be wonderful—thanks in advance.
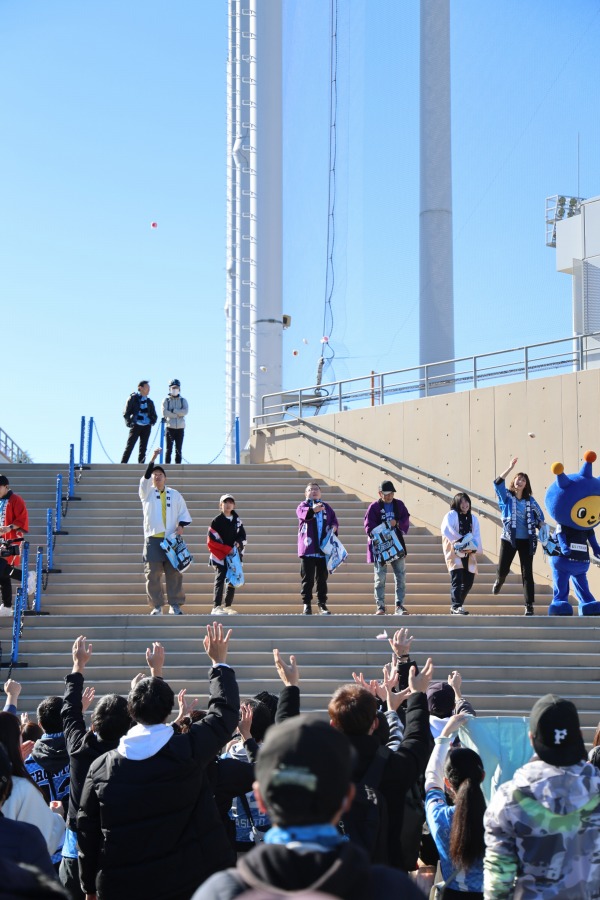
[445,747,486,870]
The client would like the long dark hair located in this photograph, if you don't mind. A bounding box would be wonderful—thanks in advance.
[593,722,600,748]
[508,472,532,499]
[450,493,471,514]
[0,712,41,791]
[445,747,486,870]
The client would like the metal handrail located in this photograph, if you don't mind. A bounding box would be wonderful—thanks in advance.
[0,427,32,463]
[256,415,503,524]
[256,331,600,425]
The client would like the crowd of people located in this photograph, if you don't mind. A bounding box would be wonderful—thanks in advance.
[0,626,599,899]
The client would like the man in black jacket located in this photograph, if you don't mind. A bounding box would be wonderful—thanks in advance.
[59,636,131,900]
[121,380,158,464]
[192,715,424,900]
[77,623,239,900]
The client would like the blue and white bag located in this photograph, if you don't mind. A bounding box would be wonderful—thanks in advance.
[538,523,560,557]
[160,534,193,572]
[320,530,348,574]
[371,523,405,564]
[225,547,245,587]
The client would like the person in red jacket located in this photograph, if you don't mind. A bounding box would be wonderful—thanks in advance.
[0,474,29,616]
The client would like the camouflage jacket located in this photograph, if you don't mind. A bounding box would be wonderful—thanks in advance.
[484,757,600,899]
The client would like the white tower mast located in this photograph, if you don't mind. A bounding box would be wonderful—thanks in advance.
[226,0,282,461]
[419,0,454,387]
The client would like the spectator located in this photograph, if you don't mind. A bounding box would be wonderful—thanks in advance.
[492,457,544,616]
[441,493,482,615]
[59,636,132,900]
[426,672,476,739]
[162,378,188,464]
[425,713,486,899]
[77,623,239,900]
[364,479,410,615]
[192,715,424,900]
[297,482,338,615]
[589,721,600,769]
[0,473,31,616]
[24,698,71,815]
[121,380,158,464]
[484,694,600,899]
[208,493,247,615]
[0,743,57,879]
[328,655,434,868]
[139,447,192,615]
[0,711,66,859]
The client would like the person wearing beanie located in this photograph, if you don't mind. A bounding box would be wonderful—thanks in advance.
[192,716,424,900]
[484,694,600,899]
[364,479,410,615]
[0,473,30,616]
[161,378,188,464]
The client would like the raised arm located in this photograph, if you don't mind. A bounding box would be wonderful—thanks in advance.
[496,456,518,483]
[62,636,93,756]
[273,648,300,722]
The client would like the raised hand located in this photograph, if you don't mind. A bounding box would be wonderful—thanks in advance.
[388,627,414,659]
[440,712,469,738]
[203,622,232,665]
[82,686,96,714]
[146,642,165,677]
[238,703,254,741]
[273,649,299,686]
[72,636,93,673]
[409,657,434,694]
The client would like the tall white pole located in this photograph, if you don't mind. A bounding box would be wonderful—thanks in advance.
[420,0,454,388]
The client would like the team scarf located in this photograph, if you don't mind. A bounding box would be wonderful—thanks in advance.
[0,498,7,528]
[508,493,541,553]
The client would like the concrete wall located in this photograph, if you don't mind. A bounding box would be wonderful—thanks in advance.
[251,368,600,590]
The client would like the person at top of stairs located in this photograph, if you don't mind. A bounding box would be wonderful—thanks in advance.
[161,378,188,465]
[365,479,410,616]
[139,448,191,616]
[441,492,482,616]
[297,481,338,616]
[121,379,158,464]
[0,472,30,617]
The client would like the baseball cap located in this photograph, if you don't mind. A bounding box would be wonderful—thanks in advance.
[379,480,396,493]
[529,694,586,766]
[255,715,353,826]
[0,475,9,487]
[169,379,181,387]
[219,493,235,504]
[426,681,455,718]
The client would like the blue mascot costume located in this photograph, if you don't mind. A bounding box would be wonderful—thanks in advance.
[545,450,600,616]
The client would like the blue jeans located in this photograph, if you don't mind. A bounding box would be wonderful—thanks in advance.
[373,557,405,609]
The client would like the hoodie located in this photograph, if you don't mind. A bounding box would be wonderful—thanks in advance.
[484,758,600,900]
[191,841,425,900]
[25,733,70,805]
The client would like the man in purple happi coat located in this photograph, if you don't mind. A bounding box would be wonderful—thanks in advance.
[297,482,339,616]
[364,479,410,615]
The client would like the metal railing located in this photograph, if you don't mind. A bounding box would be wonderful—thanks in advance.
[0,427,32,463]
[255,331,600,427]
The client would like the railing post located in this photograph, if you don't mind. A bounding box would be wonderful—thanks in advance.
[54,475,68,534]
[338,381,343,412]
[159,421,165,464]
[524,346,529,380]
[380,374,385,405]
[424,365,430,397]
[34,546,43,613]
[298,391,303,418]
[20,541,29,609]
[578,335,585,371]
[46,508,54,571]
[473,355,478,389]
[11,587,24,665]
[235,416,240,465]
[79,417,85,467]
[69,444,75,497]
[87,417,94,464]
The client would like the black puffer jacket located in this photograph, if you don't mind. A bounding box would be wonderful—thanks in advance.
[123,392,157,428]
[77,666,239,900]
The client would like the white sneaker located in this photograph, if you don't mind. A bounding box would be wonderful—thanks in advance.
[211,606,225,615]
[225,607,238,614]
[169,604,183,615]
[0,605,14,617]
[150,607,162,616]
[27,571,37,597]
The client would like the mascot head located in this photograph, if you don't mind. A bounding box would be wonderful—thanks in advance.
[545,451,600,530]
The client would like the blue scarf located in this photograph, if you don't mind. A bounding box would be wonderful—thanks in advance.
[265,824,347,850]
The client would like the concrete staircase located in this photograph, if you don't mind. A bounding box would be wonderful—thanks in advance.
[0,463,598,743]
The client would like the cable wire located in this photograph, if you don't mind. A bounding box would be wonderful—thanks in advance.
[93,421,116,464]
[321,0,338,371]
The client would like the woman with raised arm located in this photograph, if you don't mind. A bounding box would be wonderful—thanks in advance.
[441,493,482,616]
[492,456,544,616]
[425,714,486,900]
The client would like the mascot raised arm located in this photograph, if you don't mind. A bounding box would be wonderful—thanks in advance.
[545,450,600,616]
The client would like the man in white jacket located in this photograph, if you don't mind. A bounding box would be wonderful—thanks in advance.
[139,448,192,615]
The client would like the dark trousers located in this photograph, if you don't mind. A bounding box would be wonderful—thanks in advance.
[450,558,475,609]
[165,428,185,464]
[59,856,85,900]
[0,558,13,607]
[497,538,535,605]
[121,424,152,463]
[213,562,235,607]
[300,556,328,607]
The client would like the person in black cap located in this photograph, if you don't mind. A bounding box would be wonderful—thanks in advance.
[484,693,600,899]
[364,479,410,615]
[161,379,188,464]
[191,715,424,900]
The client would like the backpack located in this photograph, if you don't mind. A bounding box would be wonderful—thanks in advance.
[339,745,390,863]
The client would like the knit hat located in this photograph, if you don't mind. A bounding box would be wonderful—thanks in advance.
[529,694,586,766]
[426,681,455,718]
[255,715,353,826]
[379,480,396,493]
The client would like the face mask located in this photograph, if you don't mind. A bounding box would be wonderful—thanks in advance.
[170,388,180,396]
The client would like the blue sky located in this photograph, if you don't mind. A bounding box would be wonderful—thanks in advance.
[2,0,599,463]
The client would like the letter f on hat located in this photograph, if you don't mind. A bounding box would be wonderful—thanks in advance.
[554,728,568,745]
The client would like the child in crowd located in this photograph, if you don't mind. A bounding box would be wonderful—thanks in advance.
[207,494,247,615]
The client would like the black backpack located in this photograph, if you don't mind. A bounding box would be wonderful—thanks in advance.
[339,745,390,864]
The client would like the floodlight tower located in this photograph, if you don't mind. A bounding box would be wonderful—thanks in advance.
[225,0,283,462]
[419,0,454,388]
